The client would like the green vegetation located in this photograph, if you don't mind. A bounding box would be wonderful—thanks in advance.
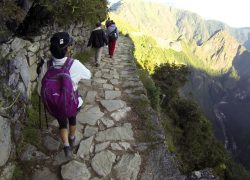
[17,89,42,155]
[0,1,26,23]
[74,49,95,64]
[12,165,25,180]
[149,63,250,179]
[131,96,159,143]
[130,34,190,74]
[229,67,239,80]
[138,69,160,112]
[39,0,108,26]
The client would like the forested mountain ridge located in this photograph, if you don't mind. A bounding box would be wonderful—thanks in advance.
[110,0,250,51]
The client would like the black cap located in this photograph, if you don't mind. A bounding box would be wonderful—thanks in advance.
[50,32,73,49]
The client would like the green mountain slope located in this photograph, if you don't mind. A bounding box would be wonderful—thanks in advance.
[110,0,248,76]
[111,0,250,51]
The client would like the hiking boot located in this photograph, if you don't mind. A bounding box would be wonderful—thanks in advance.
[69,136,76,147]
[63,146,71,157]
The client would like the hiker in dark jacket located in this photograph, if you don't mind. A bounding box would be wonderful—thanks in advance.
[87,22,108,67]
[107,20,119,58]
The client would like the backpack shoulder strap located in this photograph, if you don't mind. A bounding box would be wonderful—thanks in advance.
[63,57,74,71]
[47,59,53,68]
[109,28,116,35]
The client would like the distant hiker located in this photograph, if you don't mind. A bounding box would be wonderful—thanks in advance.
[105,17,111,28]
[107,20,119,58]
[37,32,91,157]
[87,21,108,67]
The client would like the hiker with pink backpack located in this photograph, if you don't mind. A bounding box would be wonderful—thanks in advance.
[37,32,91,157]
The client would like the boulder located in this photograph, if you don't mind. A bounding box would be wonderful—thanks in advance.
[0,117,11,167]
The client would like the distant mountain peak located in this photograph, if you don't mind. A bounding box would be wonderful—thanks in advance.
[195,30,242,72]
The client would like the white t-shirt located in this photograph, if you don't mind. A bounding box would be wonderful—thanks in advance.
[37,56,91,107]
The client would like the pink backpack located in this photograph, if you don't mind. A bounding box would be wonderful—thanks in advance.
[41,58,79,120]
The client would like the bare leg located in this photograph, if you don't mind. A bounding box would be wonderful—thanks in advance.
[69,125,76,137]
[60,128,69,145]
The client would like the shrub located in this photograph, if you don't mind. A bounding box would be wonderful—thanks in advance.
[38,0,108,26]
[138,69,160,112]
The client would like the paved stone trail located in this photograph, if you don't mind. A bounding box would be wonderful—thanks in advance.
[29,36,143,180]
[29,36,184,180]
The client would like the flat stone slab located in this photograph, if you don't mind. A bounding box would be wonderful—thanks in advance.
[94,71,102,78]
[91,150,116,177]
[77,106,104,125]
[93,78,107,84]
[100,117,115,128]
[95,123,134,142]
[0,117,11,166]
[61,160,91,180]
[77,136,94,158]
[43,135,60,151]
[20,144,48,161]
[113,153,142,180]
[95,142,110,153]
[32,167,59,180]
[102,73,114,79]
[110,79,119,85]
[83,126,98,137]
[105,90,121,100]
[111,107,131,121]
[103,84,114,90]
[100,100,126,112]
[53,150,72,166]
[111,143,123,151]
[119,142,131,151]
[122,81,143,88]
[85,91,97,103]
[79,80,91,87]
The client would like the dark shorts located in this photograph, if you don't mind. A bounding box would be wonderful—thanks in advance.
[57,108,81,129]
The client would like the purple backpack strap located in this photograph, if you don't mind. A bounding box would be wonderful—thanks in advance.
[47,59,53,68]
[63,57,74,70]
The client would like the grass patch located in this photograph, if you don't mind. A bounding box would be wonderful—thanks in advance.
[74,49,95,64]
[161,116,177,153]
[131,96,159,142]
[12,165,25,180]
[138,69,160,112]
[17,88,43,155]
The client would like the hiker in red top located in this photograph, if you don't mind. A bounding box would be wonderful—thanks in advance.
[37,32,91,157]
[107,20,119,58]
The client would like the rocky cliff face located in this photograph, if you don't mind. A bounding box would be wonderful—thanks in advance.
[0,0,33,42]
[195,30,242,73]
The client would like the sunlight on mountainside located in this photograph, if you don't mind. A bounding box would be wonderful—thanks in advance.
[109,0,249,76]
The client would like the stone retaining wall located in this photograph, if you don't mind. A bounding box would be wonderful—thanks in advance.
[0,22,91,176]
[0,23,91,97]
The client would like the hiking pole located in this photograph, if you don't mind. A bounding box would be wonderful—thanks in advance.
[39,96,42,129]
[44,108,49,129]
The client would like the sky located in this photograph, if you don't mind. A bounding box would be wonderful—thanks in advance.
[108,0,250,28]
